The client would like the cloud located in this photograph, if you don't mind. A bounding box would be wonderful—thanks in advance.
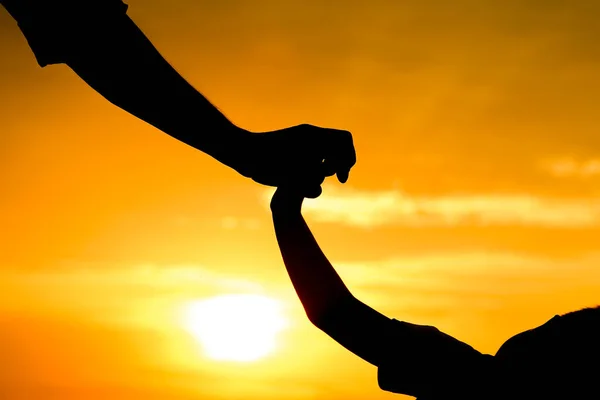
[336,252,587,290]
[329,251,600,319]
[263,186,600,228]
[540,157,600,178]
[0,263,269,329]
[2,263,264,292]
[221,216,262,230]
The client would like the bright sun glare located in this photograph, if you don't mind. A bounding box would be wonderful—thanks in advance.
[183,294,288,362]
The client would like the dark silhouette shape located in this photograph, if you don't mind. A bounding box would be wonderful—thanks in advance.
[271,187,600,399]
[0,0,356,198]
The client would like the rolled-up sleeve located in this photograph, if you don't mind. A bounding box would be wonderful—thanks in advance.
[1,0,128,67]
[377,319,494,399]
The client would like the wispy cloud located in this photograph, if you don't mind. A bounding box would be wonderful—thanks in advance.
[336,252,596,291]
[1,263,264,292]
[541,157,600,178]
[331,251,600,320]
[0,264,268,327]
[263,186,600,228]
[221,216,262,230]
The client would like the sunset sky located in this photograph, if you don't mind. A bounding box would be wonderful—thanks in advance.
[2,1,600,399]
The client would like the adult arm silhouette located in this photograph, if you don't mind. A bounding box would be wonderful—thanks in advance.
[270,187,494,398]
[0,0,355,197]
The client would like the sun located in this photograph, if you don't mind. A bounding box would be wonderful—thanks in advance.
[182,294,288,362]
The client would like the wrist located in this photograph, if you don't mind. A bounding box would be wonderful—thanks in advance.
[270,188,304,215]
[271,203,303,216]
[214,124,254,177]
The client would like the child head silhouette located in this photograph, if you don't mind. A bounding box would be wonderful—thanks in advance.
[494,306,600,398]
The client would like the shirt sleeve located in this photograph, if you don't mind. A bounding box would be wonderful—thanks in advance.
[377,319,494,399]
[1,0,129,67]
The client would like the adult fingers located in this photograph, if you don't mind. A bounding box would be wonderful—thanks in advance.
[321,128,356,184]
[299,161,326,199]
[303,184,323,199]
[321,159,338,177]
[335,130,356,183]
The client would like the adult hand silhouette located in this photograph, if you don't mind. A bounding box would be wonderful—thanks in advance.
[240,124,356,198]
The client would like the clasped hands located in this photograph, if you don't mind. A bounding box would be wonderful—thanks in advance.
[226,123,356,202]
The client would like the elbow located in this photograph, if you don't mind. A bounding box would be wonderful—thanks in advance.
[305,293,357,331]
[306,309,327,329]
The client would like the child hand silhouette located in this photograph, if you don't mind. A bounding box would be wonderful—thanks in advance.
[270,186,306,215]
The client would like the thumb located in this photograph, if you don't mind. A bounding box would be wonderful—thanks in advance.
[337,168,350,184]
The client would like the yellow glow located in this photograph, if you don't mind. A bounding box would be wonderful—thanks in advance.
[182,294,288,362]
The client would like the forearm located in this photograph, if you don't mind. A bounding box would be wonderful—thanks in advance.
[272,210,353,324]
[64,13,251,173]
[272,204,396,366]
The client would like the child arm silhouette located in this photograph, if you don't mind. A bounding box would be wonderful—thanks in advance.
[270,187,394,367]
[271,187,495,398]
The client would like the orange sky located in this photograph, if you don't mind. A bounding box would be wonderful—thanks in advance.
[1,1,600,399]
